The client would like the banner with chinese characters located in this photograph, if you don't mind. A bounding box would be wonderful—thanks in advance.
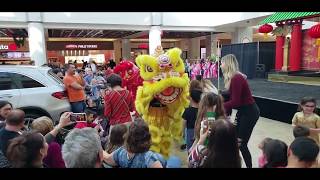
[302,30,320,71]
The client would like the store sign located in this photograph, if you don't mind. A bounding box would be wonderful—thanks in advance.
[65,44,98,49]
[47,41,113,51]
[0,43,17,51]
[138,43,149,49]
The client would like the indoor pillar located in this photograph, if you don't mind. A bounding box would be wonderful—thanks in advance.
[121,39,131,60]
[149,26,161,55]
[289,22,302,71]
[190,37,200,59]
[28,22,47,66]
[275,36,285,71]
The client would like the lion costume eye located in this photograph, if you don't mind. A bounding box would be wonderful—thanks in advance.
[146,66,153,72]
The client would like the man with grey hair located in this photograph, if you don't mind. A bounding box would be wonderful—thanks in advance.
[62,127,103,168]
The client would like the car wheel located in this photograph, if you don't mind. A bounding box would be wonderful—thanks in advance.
[24,112,43,129]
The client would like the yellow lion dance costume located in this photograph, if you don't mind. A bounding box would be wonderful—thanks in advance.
[135,46,189,158]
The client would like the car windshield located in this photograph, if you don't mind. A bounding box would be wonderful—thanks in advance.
[48,69,64,85]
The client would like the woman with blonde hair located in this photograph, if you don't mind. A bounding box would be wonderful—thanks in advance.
[200,79,218,95]
[220,54,259,168]
[31,116,65,168]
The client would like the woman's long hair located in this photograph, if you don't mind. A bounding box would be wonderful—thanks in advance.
[105,124,128,153]
[201,119,241,168]
[194,93,225,141]
[6,132,46,168]
[220,54,239,90]
[201,79,218,95]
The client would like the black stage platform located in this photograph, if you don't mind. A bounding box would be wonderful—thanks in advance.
[248,79,320,104]
[212,78,320,124]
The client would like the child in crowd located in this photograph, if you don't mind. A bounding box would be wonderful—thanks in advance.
[292,97,320,145]
[258,138,272,168]
[105,124,128,154]
[182,89,202,151]
[190,92,226,152]
[292,125,320,168]
[258,138,288,168]
[189,119,241,168]
[286,137,319,168]
[103,124,128,168]
[189,79,202,93]
[102,118,164,168]
[180,80,202,150]
[74,110,104,137]
[293,125,310,138]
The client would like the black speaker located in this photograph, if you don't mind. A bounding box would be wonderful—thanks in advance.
[256,64,266,78]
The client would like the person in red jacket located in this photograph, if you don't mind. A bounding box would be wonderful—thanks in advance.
[220,54,260,168]
[104,74,134,134]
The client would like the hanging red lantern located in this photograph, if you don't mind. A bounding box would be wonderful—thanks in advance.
[308,23,320,38]
[258,24,273,39]
[308,23,320,62]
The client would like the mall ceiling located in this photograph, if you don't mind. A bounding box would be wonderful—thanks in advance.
[0,28,214,39]
[162,31,213,38]
[48,29,141,38]
[49,29,213,39]
[0,29,28,37]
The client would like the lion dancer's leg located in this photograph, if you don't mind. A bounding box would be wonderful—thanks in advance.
[146,107,172,158]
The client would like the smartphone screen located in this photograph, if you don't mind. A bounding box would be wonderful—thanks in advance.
[70,113,87,122]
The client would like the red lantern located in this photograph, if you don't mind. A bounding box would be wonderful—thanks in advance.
[308,23,320,62]
[259,24,273,33]
[259,24,273,39]
[308,23,320,38]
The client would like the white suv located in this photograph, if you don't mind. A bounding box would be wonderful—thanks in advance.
[0,65,71,124]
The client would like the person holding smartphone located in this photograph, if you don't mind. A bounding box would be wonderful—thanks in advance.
[188,119,241,168]
[63,64,86,113]
[220,54,260,168]
[190,93,225,152]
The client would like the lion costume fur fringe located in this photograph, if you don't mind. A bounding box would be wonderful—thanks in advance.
[135,47,190,158]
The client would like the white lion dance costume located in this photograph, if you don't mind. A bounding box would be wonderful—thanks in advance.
[135,46,190,157]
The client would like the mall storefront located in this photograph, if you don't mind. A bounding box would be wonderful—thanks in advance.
[0,40,31,65]
[46,41,114,67]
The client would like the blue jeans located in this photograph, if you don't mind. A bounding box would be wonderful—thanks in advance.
[186,128,195,151]
[166,156,181,168]
[70,101,86,113]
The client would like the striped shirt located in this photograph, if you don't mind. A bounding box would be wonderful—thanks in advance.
[104,89,134,125]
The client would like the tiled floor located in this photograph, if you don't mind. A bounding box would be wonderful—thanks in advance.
[170,115,294,168]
